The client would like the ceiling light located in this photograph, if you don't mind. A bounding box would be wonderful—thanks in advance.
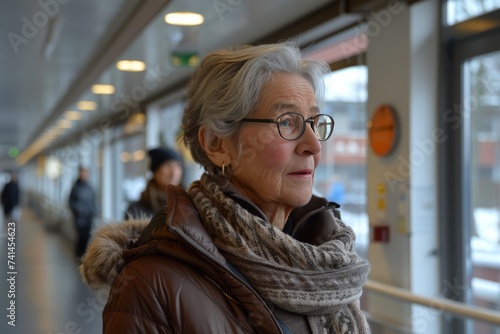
[138,114,146,122]
[65,110,82,120]
[77,101,97,110]
[92,84,115,94]
[132,149,145,161]
[57,119,72,128]
[45,127,64,136]
[116,60,146,72]
[120,152,130,163]
[164,12,204,26]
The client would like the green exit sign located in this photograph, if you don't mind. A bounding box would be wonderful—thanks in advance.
[171,52,199,68]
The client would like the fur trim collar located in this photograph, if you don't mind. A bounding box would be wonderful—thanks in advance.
[79,219,149,289]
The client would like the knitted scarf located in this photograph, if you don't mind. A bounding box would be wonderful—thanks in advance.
[188,174,371,334]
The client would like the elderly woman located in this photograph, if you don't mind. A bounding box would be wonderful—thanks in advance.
[80,42,370,334]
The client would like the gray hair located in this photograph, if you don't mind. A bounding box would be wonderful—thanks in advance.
[181,42,330,173]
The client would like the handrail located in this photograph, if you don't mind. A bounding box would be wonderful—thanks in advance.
[364,279,500,326]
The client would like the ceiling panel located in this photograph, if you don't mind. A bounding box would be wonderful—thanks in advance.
[0,0,359,170]
[52,0,334,149]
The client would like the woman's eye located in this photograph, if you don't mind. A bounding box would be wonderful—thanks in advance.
[280,118,295,128]
[279,118,294,128]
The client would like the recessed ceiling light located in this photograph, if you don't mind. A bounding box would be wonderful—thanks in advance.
[77,101,97,110]
[57,119,72,128]
[132,149,145,161]
[120,151,130,163]
[164,12,204,26]
[92,84,115,94]
[65,110,81,120]
[116,60,146,72]
[135,113,146,123]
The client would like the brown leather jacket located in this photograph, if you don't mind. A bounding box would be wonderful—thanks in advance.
[80,185,353,333]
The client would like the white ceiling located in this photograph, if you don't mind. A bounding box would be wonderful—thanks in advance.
[0,0,363,170]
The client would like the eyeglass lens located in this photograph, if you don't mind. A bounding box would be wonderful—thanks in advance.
[314,115,334,140]
[277,112,333,140]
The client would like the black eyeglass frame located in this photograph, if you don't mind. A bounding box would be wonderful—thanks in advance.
[239,112,334,141]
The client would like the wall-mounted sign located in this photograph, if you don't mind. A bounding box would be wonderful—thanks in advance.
[170,51,199,68]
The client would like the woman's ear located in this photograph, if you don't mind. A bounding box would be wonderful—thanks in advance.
[198,125,230,168]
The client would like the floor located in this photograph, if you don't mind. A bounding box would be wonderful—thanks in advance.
[0,208,103,334]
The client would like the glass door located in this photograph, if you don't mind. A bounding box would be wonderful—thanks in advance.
[464,49,500,333]
[443,19,500,333]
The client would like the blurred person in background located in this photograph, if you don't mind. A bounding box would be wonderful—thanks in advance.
[124,147,184,219]
[1,170,20,222]
[69,166,97,258]
[80,42,370,334]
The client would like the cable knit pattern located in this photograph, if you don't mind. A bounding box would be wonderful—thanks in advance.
[188,173,371,334]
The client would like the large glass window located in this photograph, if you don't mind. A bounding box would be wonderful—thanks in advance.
[314,66,369,258]
[444,13,500,332]
[305,29,369,259]
[120,134,147,204]
[107,116,147,220]
[447,0,500,25]
[464,50,500,318]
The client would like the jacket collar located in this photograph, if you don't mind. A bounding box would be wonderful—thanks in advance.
[213,173,341,245]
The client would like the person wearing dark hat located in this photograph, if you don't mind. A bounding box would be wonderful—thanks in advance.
[124,147,184,219]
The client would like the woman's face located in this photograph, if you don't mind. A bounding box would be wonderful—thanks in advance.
[225,73,322,222]
[153,160,183,189]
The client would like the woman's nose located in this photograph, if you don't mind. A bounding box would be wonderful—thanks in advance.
[297,122,321,155]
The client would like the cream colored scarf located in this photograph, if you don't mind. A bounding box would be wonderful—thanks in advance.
[188,173,371,334]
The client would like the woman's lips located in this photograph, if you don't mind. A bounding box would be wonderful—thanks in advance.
[288,169,313,176]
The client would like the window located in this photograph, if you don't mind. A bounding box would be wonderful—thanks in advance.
[447,0,500,25]
[444,24,500,333]
[464,50,500,317]
[315,66,369,258]
[305,29,369,258]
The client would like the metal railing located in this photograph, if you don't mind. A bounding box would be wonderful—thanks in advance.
[364,279,500,326]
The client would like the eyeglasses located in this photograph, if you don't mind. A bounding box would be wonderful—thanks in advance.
[239,112,334,141]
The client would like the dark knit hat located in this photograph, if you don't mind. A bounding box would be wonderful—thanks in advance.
[148,147,182,173]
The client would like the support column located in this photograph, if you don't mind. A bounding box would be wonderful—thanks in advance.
[365,0,440,332]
